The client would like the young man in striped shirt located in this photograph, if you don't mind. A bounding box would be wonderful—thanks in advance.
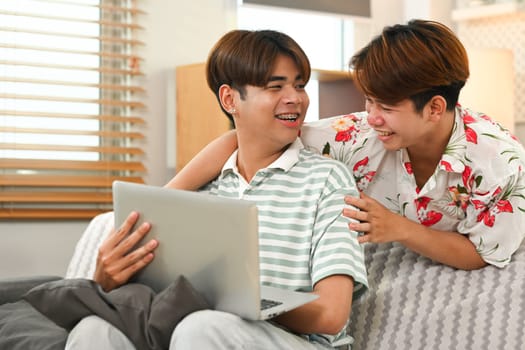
[68,29,367,349]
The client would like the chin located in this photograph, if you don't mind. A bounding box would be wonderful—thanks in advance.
[381,142,402,151]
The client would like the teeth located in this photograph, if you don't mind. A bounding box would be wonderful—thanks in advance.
[377,130,392,136]
[276,114,298,120]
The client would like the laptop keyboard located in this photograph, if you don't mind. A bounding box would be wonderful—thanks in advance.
[261,298,283,310]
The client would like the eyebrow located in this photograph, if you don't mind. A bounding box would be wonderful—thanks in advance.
[268,74,303,82]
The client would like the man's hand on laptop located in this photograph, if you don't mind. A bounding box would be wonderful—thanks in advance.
[94,211,158,292]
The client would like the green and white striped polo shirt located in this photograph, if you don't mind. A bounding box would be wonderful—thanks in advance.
[204,139,368,296]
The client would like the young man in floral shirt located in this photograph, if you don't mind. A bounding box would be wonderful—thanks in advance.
[169,20,525,270]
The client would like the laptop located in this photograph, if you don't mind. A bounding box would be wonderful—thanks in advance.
[112,181,318,321]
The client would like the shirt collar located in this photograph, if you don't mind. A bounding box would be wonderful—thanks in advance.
[438,105,467,174]
[221,138,304,176]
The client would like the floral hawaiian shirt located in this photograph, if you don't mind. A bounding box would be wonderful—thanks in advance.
[300,105,525,267]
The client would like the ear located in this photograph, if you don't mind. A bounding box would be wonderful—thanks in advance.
[218,84,236,114]
[428,95,447,121]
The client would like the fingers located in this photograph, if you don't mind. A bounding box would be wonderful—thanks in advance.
[343,195,372,242]
[100,221,156,275]
[357,234,371,244]
[120,238,158,272]
[95,211,158,291]
[344,193,370,212]
[104,248,156,290]
[348,220,371,234]
[117,246,156,278]
[102,211,140,250]
[96,241,157,292]
[115,221,153,258]
[103,211,151,256]
[344,208,368,222]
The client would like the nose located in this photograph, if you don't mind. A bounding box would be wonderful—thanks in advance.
[366,105,384,127]
[283,86,305,105]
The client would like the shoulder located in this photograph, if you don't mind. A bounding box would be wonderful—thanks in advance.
[454,106,525,187]
[296,148,358,189]
[459,106,525,167]
[299,148,351,171]
[459,106,517,142]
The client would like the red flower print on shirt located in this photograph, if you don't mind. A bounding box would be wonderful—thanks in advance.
[477,210,496,227]
[415,196,443,227]
[332,115,358,142]
[462,166,484,194]
[463,113,478,144]
[353,156,376,191]
[448,186,469,211]
[404,162,413,174]
[462,166,473,188]
[335,129,353,142]
[328,115,360,164]
[495,199,514,213]
[420,211,443,226]
[440,160,453,172]
[480,114,493,123]
[471,186,514,227]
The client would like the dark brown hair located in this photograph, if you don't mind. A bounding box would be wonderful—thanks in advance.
[350,19,469,112]
[206,30,311,123]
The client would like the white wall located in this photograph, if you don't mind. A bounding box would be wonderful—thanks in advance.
[370,0,454,33]
[0,0,237,279]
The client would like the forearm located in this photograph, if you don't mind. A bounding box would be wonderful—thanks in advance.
[399,217,487,270]
[273,275,354,335]
[345,193,487,270]
[165,130,238,190]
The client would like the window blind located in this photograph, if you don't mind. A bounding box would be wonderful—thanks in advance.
[0,0,147,219]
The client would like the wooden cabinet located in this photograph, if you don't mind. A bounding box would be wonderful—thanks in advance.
[175,63,231,172]
[175,63,364,172]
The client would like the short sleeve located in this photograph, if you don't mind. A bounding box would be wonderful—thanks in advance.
[459,172,525,267]
[309,161,368,295]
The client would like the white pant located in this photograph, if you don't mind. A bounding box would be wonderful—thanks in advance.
[66,310,336,349]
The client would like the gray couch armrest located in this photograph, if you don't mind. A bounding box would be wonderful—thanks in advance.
[0,276,63,305]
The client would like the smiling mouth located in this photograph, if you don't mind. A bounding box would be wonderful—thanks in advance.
[376,130,393,137]
[276,113,299,121]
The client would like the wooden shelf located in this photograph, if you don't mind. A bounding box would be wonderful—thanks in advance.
[310,69,353,82]
[452,2,525,21]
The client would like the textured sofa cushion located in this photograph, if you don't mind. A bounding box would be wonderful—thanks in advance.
[66,211,114,279]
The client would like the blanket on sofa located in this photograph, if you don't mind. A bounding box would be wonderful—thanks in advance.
[22,276,209,350]
[348,241,525,349]
[0,300,67,350]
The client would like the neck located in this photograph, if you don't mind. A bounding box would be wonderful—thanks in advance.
[407,109,455,188]
[235,137,291,182]
[409,109,455,161]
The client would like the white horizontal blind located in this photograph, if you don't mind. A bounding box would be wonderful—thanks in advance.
[0,0,147,219]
